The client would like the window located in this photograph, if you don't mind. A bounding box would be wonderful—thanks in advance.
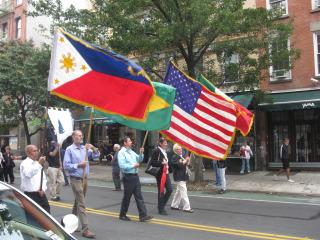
[312,0,320,10]
[2,22,8,39]
[313,32,320,76]
[16,0,22,5]
[15,17,21,39]
[224,53,240,83]
[269,36,291,81]
[267,0,288,16]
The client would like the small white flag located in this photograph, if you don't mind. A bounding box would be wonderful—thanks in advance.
[47,108,74,144]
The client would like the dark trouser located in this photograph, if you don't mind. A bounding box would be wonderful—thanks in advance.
[62,168,69,185]
[4,167,14,183]
[156,174,173,212]
[0,167,4,181]
[120,173,147,219]
[112,170,121,190]
[24,191,50,213]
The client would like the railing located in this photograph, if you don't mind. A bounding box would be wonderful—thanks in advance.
[0,0,13,16]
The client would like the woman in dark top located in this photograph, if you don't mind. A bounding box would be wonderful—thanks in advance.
[150,137,173,215]
[3,146,15,184]
[170,143,193,213]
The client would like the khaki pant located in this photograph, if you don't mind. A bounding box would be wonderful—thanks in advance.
[47,167,65,198]
[171,181,191,211]
[70,177,88,231]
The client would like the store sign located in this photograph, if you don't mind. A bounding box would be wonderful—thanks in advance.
[302,102,316,109]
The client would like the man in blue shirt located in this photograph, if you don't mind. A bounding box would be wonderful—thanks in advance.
[118,136,153,222]
[64,130,99,239]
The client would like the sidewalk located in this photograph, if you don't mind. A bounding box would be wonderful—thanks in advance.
[89,162,320,196]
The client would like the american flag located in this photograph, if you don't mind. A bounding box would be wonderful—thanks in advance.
[161,62,237,159]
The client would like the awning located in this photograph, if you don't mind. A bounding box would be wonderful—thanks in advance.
[229,93,254,108]
[258,89,320,111]
[75,109,116,124]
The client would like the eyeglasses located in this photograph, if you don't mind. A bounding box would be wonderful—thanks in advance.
[32,149,39,152]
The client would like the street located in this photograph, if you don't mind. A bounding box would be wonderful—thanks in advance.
[44,181,319,240]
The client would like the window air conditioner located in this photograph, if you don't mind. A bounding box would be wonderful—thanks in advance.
[273,69,288,78]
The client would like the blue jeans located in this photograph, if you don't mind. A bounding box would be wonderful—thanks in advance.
[213,161,221,186]
[240,158,250,173]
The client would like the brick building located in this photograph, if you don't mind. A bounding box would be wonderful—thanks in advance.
[255,0,320,169]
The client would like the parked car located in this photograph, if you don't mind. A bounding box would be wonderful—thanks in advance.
[0,181,78,240]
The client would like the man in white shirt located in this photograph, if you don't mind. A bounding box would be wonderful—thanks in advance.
[20,144,50,213]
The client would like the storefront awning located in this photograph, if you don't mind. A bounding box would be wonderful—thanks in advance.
[75,109,116,124]
[230,93,254,108]
[258,89,320,111]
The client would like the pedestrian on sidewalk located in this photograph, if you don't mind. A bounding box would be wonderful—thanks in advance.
[240,140,253,174]
[47,141,65,201]
[3,146,15,184]
[0,151,4,181]
[170,144,193,213]
[111,144,121,191]
[150,137,173,215]
[20,145,50,213]
[118,136,153,222]
[217,160,227,194]
[274,138,294,183]
[212,160,221,188]
[64,130,99,239]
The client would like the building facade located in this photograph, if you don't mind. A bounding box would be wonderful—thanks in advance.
[255,0,320,169]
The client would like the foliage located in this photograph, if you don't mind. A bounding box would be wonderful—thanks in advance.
[30,0,299,90]
[0,41,75,144]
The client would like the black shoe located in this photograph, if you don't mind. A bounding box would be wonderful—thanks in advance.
[159,210,168,215]
[51,197,59,201]
[119,215,131,221]
[140,215,153,222]
[171,207,180,210]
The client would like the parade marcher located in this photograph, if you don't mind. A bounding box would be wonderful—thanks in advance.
[170,144,193,213]
[150,137,173,215]
[64,130,99,239]
[118,136,153,222]
[0,151,4,181]
[240,141,253,174]
[111,144,121,191]
[3,146,15,184]
[20,145,50,213]
[274,138,294,183]
[216,160,227,194]
[47,141,65,201]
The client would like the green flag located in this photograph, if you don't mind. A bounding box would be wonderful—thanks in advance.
[94,82,176,131]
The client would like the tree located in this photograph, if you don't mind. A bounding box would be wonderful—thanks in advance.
[30,0,299,182]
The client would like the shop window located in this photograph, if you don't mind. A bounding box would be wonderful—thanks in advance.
[267,0,288,16]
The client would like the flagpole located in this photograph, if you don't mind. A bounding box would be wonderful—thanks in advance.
[142,131,149,148]
[82,108,94,184]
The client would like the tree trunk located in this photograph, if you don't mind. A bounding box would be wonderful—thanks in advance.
[21,113,31,144]
[191,154,204,183]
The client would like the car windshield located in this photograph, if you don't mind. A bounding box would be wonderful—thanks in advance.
[0,187,73,240]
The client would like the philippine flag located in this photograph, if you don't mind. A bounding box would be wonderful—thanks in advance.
[48,28,155,121]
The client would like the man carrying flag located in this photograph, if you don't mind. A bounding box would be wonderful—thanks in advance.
[48,28,155,121]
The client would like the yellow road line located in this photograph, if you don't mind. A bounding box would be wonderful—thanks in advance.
[50,201,313,240]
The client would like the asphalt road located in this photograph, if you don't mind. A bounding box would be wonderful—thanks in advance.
[44,181,320,240]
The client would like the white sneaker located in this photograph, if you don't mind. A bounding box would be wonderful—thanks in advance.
[273,175,278,181]
[288,179,295,183]
[240,171,244,174]
[248,171,251,173]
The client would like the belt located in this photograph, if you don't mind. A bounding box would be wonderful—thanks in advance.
[24,191,40,194]
[123,173,138,176]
